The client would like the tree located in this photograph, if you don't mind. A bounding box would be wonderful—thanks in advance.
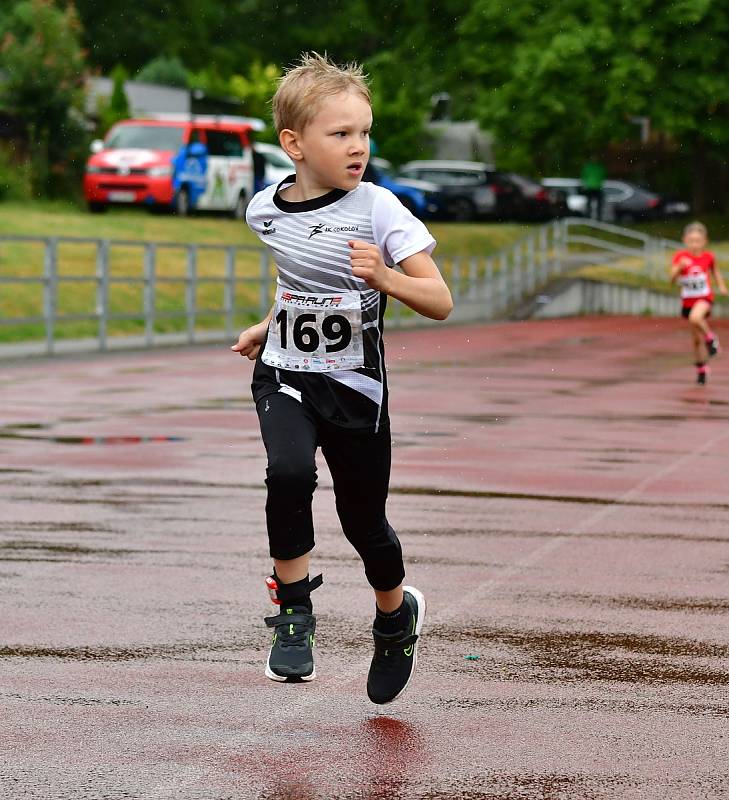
[0,0,87,195]
[97,63,130,135]
[454,0,729,208]
[136,55,189,88]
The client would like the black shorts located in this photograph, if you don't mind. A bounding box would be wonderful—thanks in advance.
[255,391,405,591]
[681,300,712,319]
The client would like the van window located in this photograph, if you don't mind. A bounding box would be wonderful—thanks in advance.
[106,125,185,151]
[205,130,243,157]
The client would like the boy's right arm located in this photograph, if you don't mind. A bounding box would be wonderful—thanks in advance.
[230,307,273,360]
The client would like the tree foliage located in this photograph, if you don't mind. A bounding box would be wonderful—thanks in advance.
[136,55,189,88]
[4,0,728,205]
[0,0,87,195]
[453,0,729,182]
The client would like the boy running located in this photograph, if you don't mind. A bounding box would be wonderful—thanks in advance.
[670,221,727,384]
[231,53,452,704]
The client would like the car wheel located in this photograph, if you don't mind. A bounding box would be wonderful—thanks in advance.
[618,211,635,224]
[174,187,191,216]
[450,197,475,222]
[398,195,418,215]
[232,191,248,220]
[87,202,107,214]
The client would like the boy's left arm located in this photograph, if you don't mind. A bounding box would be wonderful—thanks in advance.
[349,241,453,320]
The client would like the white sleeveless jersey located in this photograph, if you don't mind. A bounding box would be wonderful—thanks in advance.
[246,177,436,431]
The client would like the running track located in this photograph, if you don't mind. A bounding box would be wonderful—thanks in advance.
[1,316,728,799]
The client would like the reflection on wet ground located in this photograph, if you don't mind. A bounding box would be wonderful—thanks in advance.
[0,430,186,445]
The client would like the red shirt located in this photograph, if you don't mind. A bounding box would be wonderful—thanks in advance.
[672,250,715,306]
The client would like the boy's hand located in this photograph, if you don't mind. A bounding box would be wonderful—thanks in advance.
[231,326,265,360]
[348,240,391,293]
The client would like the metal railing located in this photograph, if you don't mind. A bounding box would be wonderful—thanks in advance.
[0,218,688,356]
[0,235,272,355]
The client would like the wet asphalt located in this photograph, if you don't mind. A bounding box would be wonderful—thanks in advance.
[1,316,728,799]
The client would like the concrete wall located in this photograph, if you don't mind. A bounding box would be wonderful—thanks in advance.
[531,279,721,320]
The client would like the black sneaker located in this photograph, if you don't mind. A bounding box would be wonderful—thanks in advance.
[367,586,426,705]
[707,337,720,358]
[264,606,317,682]
[697,369,707,385]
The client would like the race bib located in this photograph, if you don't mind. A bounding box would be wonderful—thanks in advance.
[262,286,364,372]
[680,272,709,299]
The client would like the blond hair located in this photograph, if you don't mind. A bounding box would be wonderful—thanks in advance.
[683,221,708,238]
[272,52,370,134]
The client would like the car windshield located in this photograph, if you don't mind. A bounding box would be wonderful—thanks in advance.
[105,125,185,151]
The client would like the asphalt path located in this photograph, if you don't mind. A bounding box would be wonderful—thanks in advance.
[1,316,728,799]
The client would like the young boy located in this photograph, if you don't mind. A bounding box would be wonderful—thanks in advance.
[231,53,452,704]
[670,221,727,384]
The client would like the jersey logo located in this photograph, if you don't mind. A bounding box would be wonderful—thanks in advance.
[308,223,360,239]
[262,219,276,235]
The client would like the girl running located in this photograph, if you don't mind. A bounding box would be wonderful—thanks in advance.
[670,221,727,384]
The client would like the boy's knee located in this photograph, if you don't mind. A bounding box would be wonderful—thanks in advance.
[266,457,317,495]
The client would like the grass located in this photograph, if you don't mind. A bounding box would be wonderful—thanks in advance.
[0,201,531,344]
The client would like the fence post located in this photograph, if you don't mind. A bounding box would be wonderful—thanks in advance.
[451,256,462,302]
[259,249,271,316]
[468,256,478,301]
[512,243,522,304]
[526,234,536,293]
[485,257,494,318]
[554,218,566,273]
[224,247,236,340]
[143,243,156,347]
[500,252,509,313]
[95,239,109,352]
[186,245,197,344]
[539,224,549,285]
[43,237,58,356]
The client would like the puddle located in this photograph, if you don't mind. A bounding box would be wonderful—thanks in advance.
[434,695,729,719]
[580,594,729,614]
[1,691,138,707]
[0,540,134,561]
[428,624,729,686]
[0,638,253,662]
[0,431,186,445]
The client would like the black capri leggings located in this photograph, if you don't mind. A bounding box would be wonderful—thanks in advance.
[255,391,405,592]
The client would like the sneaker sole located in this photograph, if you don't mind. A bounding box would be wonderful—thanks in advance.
[265,652,316,683]
[375,585,426,705]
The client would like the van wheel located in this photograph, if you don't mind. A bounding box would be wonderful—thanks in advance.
[88,202,107,214]
[174,187,191,216]
[233,191,247,220]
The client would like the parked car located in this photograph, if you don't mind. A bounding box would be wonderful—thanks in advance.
[398,160,563,221]
[541,178,588,216]
[254,142,294,189]
[84,114,263,217]
[399,160,499,221]
[501,172,567,221]
[541,177,690,223]
[363,157,441,219]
